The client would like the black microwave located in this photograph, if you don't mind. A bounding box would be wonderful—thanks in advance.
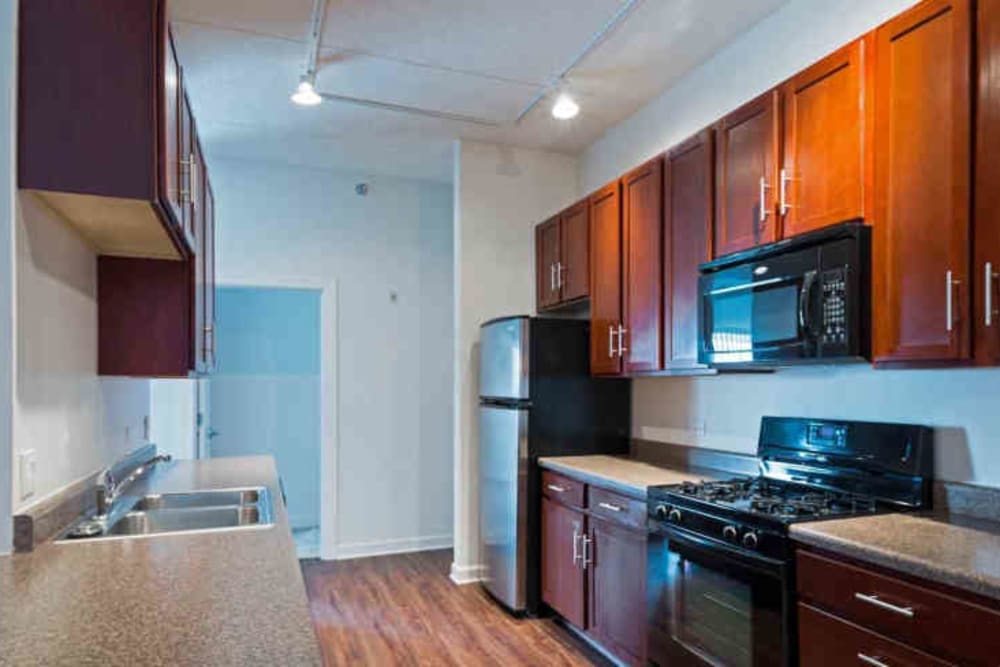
[698,221,871,368]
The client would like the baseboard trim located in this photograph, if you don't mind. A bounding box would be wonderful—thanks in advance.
[333,534,452,561]
[449,561,486,585]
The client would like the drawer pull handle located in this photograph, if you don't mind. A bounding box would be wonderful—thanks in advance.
[598,502,623,512]
[857,652,890,667]
[546,484,567,494]
[854,593,914,618]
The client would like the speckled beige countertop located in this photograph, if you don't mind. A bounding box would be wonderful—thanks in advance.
[0,456,322,666]
[538,455,715,498]
[792,512,1000,602]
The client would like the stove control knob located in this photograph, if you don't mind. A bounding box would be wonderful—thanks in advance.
[667,508,683,523]
[742,531,759,549]
[722,525,739,542]
[654,504,670,520]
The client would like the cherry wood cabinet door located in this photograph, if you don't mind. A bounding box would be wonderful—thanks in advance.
[192,137,207,373]
[976,0,1000,365]
[180,94,196,249]
[781,36,873,238]
[536,216,562,311]
[162,28,184,231]
[541,497,586,628]
[622,158,664,374]
[873,0,971,363]
[588,518,646,666]
[714,90,780,258]
[204,182,217,370]
[560,200,590,303]
[665,131,714,369]
[589,183,624,376]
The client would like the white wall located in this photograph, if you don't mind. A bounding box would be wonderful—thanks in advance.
[13,194,150,510]
[149,379,197,461]
[0,0,16,553]
[580,0,1000,486]
[211,157,454,558]
[451,140,579,582]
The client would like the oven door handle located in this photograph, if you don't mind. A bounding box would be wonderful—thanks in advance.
[662,524,785,579]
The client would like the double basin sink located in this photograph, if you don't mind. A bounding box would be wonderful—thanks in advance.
[60,487,273,542]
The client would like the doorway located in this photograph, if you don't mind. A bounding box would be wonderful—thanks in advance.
[209,286,322,557]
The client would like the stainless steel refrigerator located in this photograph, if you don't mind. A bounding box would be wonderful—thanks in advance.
[478,316,630,615]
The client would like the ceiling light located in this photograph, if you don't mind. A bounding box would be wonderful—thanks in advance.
[551,93,580,120]
[291,76,322,106]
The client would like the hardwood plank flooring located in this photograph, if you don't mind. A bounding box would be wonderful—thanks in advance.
[301,549,603,666]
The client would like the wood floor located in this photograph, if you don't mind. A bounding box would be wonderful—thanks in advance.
[301,549,603,666]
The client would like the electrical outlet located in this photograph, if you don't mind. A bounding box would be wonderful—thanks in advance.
[18,449,37,500]
[143,415,150,441]
[692,419,708,437]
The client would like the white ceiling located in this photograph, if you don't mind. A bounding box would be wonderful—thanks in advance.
[170,0,788,183]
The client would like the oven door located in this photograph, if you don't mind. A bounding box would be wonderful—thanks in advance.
[648,525,790,667]
[698,246,821,366]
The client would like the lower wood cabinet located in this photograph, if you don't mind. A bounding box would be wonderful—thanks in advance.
[796,547,1000,665]
[541,470,647,666]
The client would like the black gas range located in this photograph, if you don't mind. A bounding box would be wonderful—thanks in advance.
[646,416,933,667]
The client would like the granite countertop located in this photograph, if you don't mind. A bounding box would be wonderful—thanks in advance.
[538,455,715,498]
[0,456,322,666]
[791,511,1000,603]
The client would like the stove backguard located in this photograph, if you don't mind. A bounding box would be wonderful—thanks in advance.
[756,416,934,508]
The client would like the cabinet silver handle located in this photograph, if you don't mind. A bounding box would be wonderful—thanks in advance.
[780,168,792,216]
[598,502,623,513]
[759,176,770,224]
[857,653,890,667]
[581,534,592,569]
[556,261,564,289]
[617,325,627,356]
[946,270,961,332]
[572,527,582,565]
[546,484,566,494]
[987,262,997,327]
[608,325,616,358]
[854,593,914,618]
[550,264,556,292]
[188,153,199,209]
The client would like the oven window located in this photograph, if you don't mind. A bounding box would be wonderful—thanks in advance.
[672,557,753,666]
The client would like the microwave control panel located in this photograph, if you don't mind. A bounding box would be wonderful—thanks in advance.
[821,268,848,346]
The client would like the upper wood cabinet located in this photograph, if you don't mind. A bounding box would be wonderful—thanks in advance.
[714,91,780,257]
[18,0,190,260]
[872,0,971,364]
[590,182,624,376]
[535,200,589,311]
[664,130,714,370]
[781,36,873,238]
[622,158,664,374]
[976,0,1000,365]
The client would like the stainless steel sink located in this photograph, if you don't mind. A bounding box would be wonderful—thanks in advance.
[57,486,273,542]
[105,505,267,537]
[132,488,264,511]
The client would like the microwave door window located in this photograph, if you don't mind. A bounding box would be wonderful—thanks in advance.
[710,292,753,363]
[751,285,800,345]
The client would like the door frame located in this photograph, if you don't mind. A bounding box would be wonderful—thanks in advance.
[215,277,339,561]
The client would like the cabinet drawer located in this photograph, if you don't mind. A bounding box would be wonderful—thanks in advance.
[588,487,645,530]
[542,471,585,508]
[797,550,1000,665]
[799,603,952,666]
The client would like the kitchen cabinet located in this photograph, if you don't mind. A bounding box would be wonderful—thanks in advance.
[18,0,191,260]
[780,36,872,238]
[872,0,972,364]
[976,0,1000,365]
[203,183,218,370]
[589,182,624,376]
[796,547,1000,665]
[541,495,587,628]
[714,90,780,258]
[540,471,647,667]
[664,130,714,370]
[621,158,664,374]
[535,200,590,312]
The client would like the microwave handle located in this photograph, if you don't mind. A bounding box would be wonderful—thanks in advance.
[798,270,818,335]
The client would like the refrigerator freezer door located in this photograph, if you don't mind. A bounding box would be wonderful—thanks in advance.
[479,317,530,400]
[478,404,529,611]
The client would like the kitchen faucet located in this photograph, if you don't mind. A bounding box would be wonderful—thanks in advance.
[95,445,172,517]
